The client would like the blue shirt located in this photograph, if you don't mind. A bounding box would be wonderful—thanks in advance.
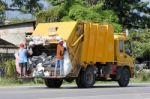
[18,48,27,63]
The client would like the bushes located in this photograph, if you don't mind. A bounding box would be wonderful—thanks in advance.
[4,60,16,78]
[129,29,150,59]
[134,68,150,82]
[0,59,16,78]
[139,70,150,81]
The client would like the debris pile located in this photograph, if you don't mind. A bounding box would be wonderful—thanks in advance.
[26,35,62,45]
[28,53,56,77]
[24,35,72,77]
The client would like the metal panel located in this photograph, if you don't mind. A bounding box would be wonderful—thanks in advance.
[81,23,114,64]
[94,25,105,62]
[81,23,90,62]
[32,21,78,41]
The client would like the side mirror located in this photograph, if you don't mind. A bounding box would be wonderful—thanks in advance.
[125,49,131,55]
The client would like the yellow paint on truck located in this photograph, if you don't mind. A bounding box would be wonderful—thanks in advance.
[32,21,134,88]
[81,23,114,64]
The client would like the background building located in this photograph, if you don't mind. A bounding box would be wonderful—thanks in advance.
[0,21,35,59]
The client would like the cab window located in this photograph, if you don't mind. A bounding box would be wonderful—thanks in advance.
[119,40,124,53]
[124,40,132,56]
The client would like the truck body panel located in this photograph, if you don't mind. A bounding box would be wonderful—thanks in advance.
[32,21,78,41]
[81,23,114,64]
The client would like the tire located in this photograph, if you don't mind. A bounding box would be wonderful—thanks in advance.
[76,72,83,88]
[44,79,63,88]
[76,66,96,88]
[117,68,130,87]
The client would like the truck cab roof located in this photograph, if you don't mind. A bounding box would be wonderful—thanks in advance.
[114,33,127,40]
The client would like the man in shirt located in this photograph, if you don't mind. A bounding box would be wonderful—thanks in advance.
[27,41,34,56]
[55,39,64,76]
[18,43,28,76]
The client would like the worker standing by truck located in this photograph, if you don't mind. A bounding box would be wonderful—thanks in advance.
[55,39,64,77]
[27,41,34,56]
[18,43,28,76]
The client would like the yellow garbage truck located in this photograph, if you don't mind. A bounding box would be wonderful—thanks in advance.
[26,21,134,88]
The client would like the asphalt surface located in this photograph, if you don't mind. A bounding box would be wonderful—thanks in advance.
[1,83,150,99]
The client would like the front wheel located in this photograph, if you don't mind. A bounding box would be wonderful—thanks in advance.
[117,68,130,87]
[44,79,63,88]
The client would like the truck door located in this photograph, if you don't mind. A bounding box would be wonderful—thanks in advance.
[124,40,134,67]
[117,40,134,67]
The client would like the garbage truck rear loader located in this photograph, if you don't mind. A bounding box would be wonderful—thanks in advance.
[29,21,134,88]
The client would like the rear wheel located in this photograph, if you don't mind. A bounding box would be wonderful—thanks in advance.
[76,72,83,88]
[76,66,96,88]
[117,68,130,87]
[44,79,63,88]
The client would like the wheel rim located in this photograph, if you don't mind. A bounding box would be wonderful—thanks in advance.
[86,72,93,85]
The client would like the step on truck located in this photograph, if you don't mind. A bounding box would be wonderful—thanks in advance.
[24,21,134,88]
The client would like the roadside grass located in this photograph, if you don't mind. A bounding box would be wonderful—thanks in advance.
[0,77,44,87]
[1,69,150,87]
[1,77,150,87]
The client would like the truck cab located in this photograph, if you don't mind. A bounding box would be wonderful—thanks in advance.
[114,34,134,78]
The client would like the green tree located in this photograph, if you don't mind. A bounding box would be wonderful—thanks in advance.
[0,0,42,23]
[37,0,122,32]
[7,0,150,30]
[10,0,43,14]
[129,29,150,60]
[36,0,150,31]
[104,0,150,28]
[0,0,6,24]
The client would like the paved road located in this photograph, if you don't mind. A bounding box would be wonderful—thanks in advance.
[1,83,150,99]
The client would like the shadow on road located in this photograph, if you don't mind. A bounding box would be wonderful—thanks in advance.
[28,84,150,90]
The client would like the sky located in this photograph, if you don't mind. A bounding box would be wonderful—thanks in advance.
[141,0,150,7]
[3,0,150,20]
[132,0,150,17]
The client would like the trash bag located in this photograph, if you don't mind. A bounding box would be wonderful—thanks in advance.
[32,63,45,77]
[32,70,44,77]
[43,56,56,67]
[63,49,72,76]
[14,51,21,74]
[30,53,47,66]
[44,71,50,77]
[31,56,42,62]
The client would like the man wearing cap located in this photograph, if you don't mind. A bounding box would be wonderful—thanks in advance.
[55,39,64,76]
[18,43,28,76]
[27,41,35,56]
